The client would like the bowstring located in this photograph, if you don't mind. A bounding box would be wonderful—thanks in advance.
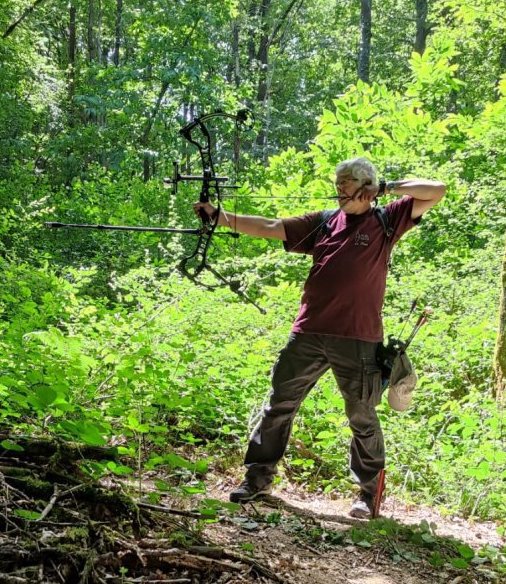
[233,120,240,281]
[208,116,249,292]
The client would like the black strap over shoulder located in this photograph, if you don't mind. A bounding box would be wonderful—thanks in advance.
[318,206,393,238]
[373,206,394,238]
[318,209,338,236]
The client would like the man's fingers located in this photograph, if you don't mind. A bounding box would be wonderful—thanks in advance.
[357,185,378,201]
[193,202,216,218]
[351,186,364,200]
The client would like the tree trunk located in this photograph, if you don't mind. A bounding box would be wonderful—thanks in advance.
[87,0,101,63]
[64,4,77,185]
[141,81,169,182]
[254,0,272,156]
[247,1,260,67]
[496,43,506,99]
[68,4,77,108]
[358,0,372,82]
[227,19,240,87]
[2,0,47,39]
[415,0,429,55]
[113,0,123,66]
[500,44,506,73]
[253,0,302,158]
[493,240,506,400]
[139,19,200,180]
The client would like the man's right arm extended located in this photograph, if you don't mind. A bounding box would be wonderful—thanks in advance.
[193,202,287,241]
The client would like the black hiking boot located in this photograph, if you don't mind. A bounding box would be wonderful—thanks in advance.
[349,490,374,519]
[229,481,272,503]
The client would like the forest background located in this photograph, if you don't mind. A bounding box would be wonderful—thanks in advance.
[1,0,505,529]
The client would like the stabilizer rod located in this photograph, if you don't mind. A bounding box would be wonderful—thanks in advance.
[45,222,202,234]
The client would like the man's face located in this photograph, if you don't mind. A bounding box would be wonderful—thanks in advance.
[334,174,371,214]
[335,175,360,197]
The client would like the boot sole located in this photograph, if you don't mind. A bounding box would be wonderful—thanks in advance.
[229,490,272,503]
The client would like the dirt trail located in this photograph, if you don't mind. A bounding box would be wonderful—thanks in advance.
[204,475,505,584]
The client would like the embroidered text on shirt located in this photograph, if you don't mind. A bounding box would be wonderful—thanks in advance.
[354,231,370,246]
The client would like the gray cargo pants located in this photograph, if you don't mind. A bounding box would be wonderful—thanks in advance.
[244,333,384,496]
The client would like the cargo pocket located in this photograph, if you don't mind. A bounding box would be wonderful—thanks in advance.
[362,361,383,407]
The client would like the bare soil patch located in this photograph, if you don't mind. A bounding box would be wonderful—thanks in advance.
[204,474,505,584]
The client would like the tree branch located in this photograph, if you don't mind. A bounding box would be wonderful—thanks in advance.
[2,0,48,39]
[267,0,304,49]
[140,16,202,146]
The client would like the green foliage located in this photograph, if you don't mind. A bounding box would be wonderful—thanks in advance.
[407,37,466,113]
[433,0,506,111]
[0,0,505,527]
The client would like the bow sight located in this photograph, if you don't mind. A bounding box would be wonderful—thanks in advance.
[164,161,233,195]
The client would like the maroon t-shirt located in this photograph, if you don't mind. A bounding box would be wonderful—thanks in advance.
[282,196,419,342]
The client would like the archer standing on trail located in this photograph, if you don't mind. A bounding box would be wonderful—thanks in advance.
[194,157,445,519]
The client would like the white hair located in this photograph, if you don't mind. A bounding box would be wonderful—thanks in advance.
[335,157,377,187]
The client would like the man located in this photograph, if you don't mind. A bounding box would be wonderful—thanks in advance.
[194,157,445,519]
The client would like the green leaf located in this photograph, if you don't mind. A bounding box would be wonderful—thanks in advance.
[107,461,134,475]
[199,499,240,513]
[219,501,241,513]
[164,453,192,470]
[402,551,420,563]
[457,544,475,560]
[154,480,171,492]
[79,422,107,446]
[422,533,436,544]
[429,552,445,567]
[316,430,336,440]
[145,456,165,469]
[1,439,24,452]
[14,509,41,520]
[290,458,306,466]
[194,459,209,474]
[36,386,57,407]
[181,484,206,495]
[464,461,491,480]
[451,558,469,569]
[199,507,217,518]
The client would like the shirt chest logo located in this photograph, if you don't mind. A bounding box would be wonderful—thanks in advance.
[354,231,370,246]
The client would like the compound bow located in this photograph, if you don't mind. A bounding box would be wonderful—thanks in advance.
[46,109,265,313]
[164,109,264,313]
